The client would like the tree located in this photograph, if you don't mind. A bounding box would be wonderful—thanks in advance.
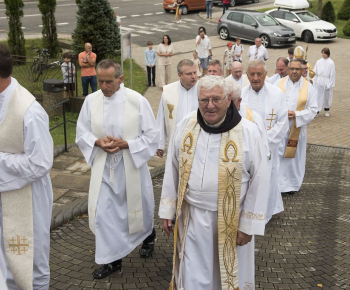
[72,0,120,63]
[4,0,26,58]
[338,0,350,20]
[317,0,322,18]
[38,0,60,57]
[344,19,350,35]
[321,1,336,22]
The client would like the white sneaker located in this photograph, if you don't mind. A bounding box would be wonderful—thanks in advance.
[179,20,182,23]
[176,20,179,23]
[325,111,330,117]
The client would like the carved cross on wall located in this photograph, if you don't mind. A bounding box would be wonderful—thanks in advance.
[266,108,276,130]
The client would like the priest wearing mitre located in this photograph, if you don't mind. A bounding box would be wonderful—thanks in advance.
[159,75,270,290]
[76,59,160,279]
[0,44,53,289]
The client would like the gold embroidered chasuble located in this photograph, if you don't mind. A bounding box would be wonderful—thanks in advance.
[278,77,308,158]
[169,112,243,290]
[0,86,35,290]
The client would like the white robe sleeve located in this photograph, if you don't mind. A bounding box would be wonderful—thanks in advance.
[75,96,99,165]
[156,95,167,150]
[326,60,336,89]
[295,83,318,128]
[239,125,270,236]
[266,91,288,152]
[127,97,160,169]
[0,102,53,192]
[158,120,185,220]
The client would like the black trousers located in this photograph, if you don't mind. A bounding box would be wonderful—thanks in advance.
[147,66,156,85]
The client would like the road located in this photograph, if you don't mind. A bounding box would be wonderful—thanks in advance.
[0,0,273,46]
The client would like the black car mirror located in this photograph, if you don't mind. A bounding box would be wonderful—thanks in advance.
[251,23,258,28]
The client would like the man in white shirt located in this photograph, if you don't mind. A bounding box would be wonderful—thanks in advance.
[269,57,289,85]
[156,59,198,158]
[226,61,249,88]
[241,60,288,223]
[0,43,53,290]
[275,59,317,195]
[196,27,213,74]
[247,38,268,62]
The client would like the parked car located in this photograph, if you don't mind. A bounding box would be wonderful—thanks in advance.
[213,0,259,7]
[217,9,296,47]
[266,8,337,43]
[163,0,206,15]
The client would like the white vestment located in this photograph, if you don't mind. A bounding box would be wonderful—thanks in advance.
[269,73,281,85]
[156,81,198,150]
[241,83,288,222]
[0,78,53,290]
[275,77,317,192]
[76,84,159,264]
[313,57,336,111]
[225,74,249,88]
[159,114,270,290]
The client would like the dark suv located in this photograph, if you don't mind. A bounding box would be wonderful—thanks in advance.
[217,9,296,47]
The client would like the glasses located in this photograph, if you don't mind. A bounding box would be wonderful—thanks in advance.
[288,68,303,71]
[198,96,226,106]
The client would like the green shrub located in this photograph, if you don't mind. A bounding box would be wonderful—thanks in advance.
[338,0,350,20]
[322,1,336,22]
[343,19,350,35]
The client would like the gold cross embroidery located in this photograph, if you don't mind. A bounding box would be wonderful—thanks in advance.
[9,235,29,256]
[266,108,276,130]
[132,210,141,219]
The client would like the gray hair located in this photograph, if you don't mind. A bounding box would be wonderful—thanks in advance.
[197,75,229,97]
[225,78,241,101]
[177,59,195,74]
[97,59,122,78]
[208,59,223,68]
[247,59,267,73]
[289,59,303,66]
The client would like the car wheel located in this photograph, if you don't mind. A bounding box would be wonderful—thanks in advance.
[219,28,229,40]
[260,34,270,48]
[182,5,188,15]
[302,30,314,43]
[230,0,236,6]
[164,9,170,13]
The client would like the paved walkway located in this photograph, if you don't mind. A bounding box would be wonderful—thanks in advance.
[46,18,350,289]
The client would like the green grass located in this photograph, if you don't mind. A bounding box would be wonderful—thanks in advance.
[1,39,148,146]
[258,0,349,39]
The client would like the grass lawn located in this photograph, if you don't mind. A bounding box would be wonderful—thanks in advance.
[258,0,349,39]
[1,38,148,146]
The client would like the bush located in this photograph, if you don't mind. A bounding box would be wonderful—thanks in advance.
[343,19,350,35]
[72,0,120,63]
[321,1,336,22]
[338,0,350,20]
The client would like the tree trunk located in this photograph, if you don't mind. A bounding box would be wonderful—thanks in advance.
[318,0,322,18]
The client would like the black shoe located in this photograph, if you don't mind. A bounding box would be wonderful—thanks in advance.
[147,84,151,87]
[93,262,122,279]
[287,191,297,195]
[140,229,156,258]
[153,84,156,87]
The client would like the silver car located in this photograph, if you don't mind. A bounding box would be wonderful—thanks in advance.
[217,9,296,47]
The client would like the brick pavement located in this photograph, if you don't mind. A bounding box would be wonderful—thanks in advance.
[49,145,350,289]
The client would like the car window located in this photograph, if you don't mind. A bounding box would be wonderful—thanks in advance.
[296,11,319,22]
[255,14,279,26]
[243,15,257,26]
[285,12,297,21]
[269,10,284,19]
[227,12,243,23]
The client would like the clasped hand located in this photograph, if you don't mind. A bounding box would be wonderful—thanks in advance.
[95,135,128,153]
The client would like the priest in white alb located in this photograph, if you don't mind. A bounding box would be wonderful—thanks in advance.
[226,61,249,88]
[313,47,336,117]
[76,59,160,279]
[0,43,53,290]
[268,57,289,85]
[159,75,270,290]
[241,60,288,223]
[156,59,198,158]
[275,59,317,195]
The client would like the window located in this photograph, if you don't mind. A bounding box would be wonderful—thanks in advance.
[285,12,297,21]
[243,15,257,26]
[270,10,284,19]
[227,12,243,23]
[296,11,319,22]
[255,14,279,26]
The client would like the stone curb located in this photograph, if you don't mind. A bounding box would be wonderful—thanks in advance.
[49,160,165,231]
[53,142,77,158]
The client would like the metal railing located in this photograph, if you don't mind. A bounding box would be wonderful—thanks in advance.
[47,99,76,152]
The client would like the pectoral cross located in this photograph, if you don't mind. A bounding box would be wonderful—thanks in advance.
[266,109,276,131]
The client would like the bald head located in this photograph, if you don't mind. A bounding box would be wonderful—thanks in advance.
[84,43,92,53]
[231,61,244,81]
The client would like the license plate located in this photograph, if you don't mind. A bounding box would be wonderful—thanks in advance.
[329,33,336,37]
[288,37,296,41]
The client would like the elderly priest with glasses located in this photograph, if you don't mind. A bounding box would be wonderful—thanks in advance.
[159,75,270,290]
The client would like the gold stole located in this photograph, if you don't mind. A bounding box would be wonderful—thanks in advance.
[279,77,308,158]
[169,112,243,290]
[245,105,253,122]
